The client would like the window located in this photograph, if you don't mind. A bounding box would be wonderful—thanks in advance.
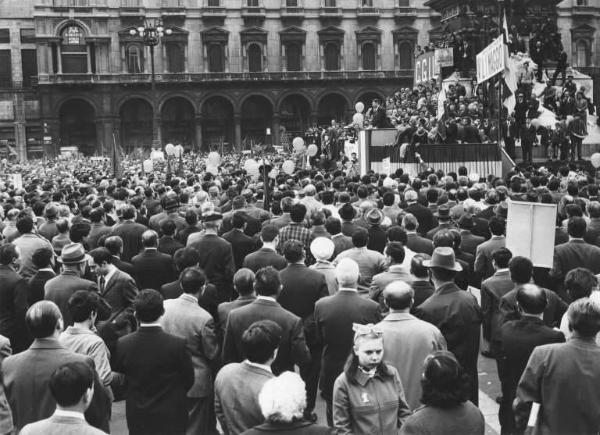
[286,43,302,71]
[286,0,298,5]
[166,42,185,73]
[576,40,590,67]
[324,43,339,70]
[399,41,413,69]
[207,43,224,72]
[398,0,409,6]
[21,49,37,87]
[207,0,220,5]
[577,0,588,5]
[362,0,373,6]
[324,0,336,6]
[126,44,143,73]
[0,50,11,86]
[247,0,259,6]
[0,29,9,44]
[248,43,262,72]
[20,29,36,44]
[362,43,376,70]
[61,26,87,74]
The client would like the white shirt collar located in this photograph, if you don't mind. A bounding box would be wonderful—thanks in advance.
[244,359,272,374]
[103,265,117,286]
[38,267,55,273]
[257,295,277,302]
[53,409,85,420]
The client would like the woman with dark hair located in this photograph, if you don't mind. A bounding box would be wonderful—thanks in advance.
[332,323,411,434]
[400,350,484,435]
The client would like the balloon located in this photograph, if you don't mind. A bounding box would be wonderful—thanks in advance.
[164,143,175,156]
[352,113,364,126]
[150,150,164,161]
[247,163,260,179]
[355,102,364,113]
[244,158,258,172]
[292,137,305,151]
[208,151,221,166]
[175,144,184,157]
[592,153,600,169]
[282,160,295,175]
[143,159,153,173]
[206,165,219,175]
[566,115,574,125]
[268,168,278,179]
[307,144,318,157]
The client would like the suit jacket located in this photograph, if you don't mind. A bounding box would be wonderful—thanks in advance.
[515,338,600,435]
[414,282,482,405]
[20,415,107,435]
[2,338,110,433]
[87,223,112,250]
[371,106,390,128]
[112,256,135,276]
[241,420,333,435]
[278,264,329,346]
[410,279,435,310]
[331,234,353,259]
[584,218,600,247]
[223,229,257,270]
[369,265,414,313]
[110,220,148,262]
[405,232,434,255]
[459,230,485,256]
[481,269,514,349]
[499,287,567,329]
[27,269,55,307]
[340,221,359,238]
[100,268,138,320]
[0,265,30,353]
[334,247,386,295]
[310,262,338,295]
[405,203,436,235]
[160,279,220,321]
[189,234,235,303]
[161,294,219,398]
[217,295,256,335]
[157,235,184,257]
[44,271,99,327]
[314,290,380,400]
[113,326,194,435]
[131,249,176,291]
[474,236,506,280]
[550,239,600,293]
[242,247,287,272]
[222,298,310,375]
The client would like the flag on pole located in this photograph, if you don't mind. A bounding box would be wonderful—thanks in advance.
[502,8,509,43]
[112,132,123,179]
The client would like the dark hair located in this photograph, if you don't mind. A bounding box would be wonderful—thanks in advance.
[411,253,431,279]
[26,301,62,338]
[104,236,123,256]
[567,216,587,238]
[32,246,54,269]
[254,266,280,297]
[324,217,342,235]
[89,207,105,223]
[180,267,206,294]
[241,320,282,364]
[283,240,304,263]
[433,230,454,248]
[386,226,407,244]
[69,222,91,244]
[352,227,369,248]
[492,248,512,269]
[16,216,34,234]
[509,256,533,285]
[185,210,199,225]
[568,298,600,337]
[382,192,395,206]
[56,218,70,233]
[0,244,18,266]
[122,205,136,220]
[234,268,255,296]
[68,290,101,323]
[232,211,246,230]
[311,211,326,226]
[173,246,200,272]
[260,224,279,243]
[89,247,112,266]
[49,361,94,407]
[488,217,505,236]
[160,219,177,236]
[134,289,164,323]
[420,350,471,408]
[385,242,405,264]
[565,268,597,301]
[516,284,547,315]
[290,203,307,223]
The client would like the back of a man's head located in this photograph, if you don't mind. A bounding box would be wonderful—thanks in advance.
[254,267,281,297]
[180,266,206,295]
[565,267,597,301]
[509,256,533,285]
[290,203,307,223]
[335,258,359,288]
[324,217,341,235]
[173,246,200,272]
[50,361,94,409]
[568,216,587,238]
[516,284,547,315]
[68,290,101,323]
[260,224,279,243]
[352,227,369,248]
[26,301,62,339]
[104,236,123,256]
[384,281,414,311]
[134,289,164,323]
[492,248,512,269]
[402,214,418,231]
[283,240,304,264]
[234,268,255,296]
[410,253,431,279]
[568,297,600,338]
[241,320,282,364]
[32,246,53,269]
[141,230,159,248]
[488,216,505,237]
[160,219,177,237]
[385,242,405,265]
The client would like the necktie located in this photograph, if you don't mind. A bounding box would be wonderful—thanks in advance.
[99,276,105,293]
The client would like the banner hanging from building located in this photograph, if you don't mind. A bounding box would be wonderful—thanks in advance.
[414,51,438,85]
[476,36,506,84]
[435,48,454,68]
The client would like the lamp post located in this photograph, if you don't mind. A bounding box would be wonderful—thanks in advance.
[129,19,172,149]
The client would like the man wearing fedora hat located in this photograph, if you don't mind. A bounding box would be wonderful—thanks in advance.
[365,208,386,254]
[458,214,485,257]
[426,204,457,241]
[44,243,110,327]
[414,247,482,405]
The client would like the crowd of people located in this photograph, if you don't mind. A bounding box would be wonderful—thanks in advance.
[0,150,599,435]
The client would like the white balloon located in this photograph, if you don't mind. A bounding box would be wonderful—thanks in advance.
[352,113,364,126]
[175,144,184,157]
[282,160,295,175]
[143,159,153,173]
[355,102,365,113]
[307,144,318,157]
[165,143,175,156]
[206,165,219,175]
[244,158,258,172]
[292,137,305,151]
[208,151,221,166]
[592,153,600,169]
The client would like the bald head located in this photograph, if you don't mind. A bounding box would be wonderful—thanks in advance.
[335,258,359,288]
[516,284,547,315]
[384,281,414,311]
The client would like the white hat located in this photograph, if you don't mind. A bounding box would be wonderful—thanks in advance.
[310,237,334,261]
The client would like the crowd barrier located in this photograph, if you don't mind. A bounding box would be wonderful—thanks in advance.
[357,129,505,177]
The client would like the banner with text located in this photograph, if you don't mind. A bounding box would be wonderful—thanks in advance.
[435,48,454,68]
[414,51,438,85]
[476,36,506,84]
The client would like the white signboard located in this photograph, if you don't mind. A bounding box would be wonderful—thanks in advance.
[12,174,22,190]
[382,157,391,176]
[476,36,506,84]
[506,201,557,268]
[414,51,438,85]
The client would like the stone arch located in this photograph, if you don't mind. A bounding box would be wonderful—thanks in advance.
[161,97,196,149]
[58,98,97,156]
[316,91,352,125]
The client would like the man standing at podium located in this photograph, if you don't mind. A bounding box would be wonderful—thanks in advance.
[370,99,391,129]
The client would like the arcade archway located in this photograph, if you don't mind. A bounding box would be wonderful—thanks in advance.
[202,96,234,150]
[161,97,195,149]
[241,95,273,146]
[279,94,311,140]
[120,98,153,151]
[317,93,348,126]
[59,99,97,156]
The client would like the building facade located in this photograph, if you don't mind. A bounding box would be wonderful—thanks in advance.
[0,0,598,158]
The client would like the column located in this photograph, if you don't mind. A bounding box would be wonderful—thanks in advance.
[234,114,242,149]
[56,44,63,74]
[86,44,92,74]
[12,93,26,162]
[272,112,280,147]
[194,115,203,151]
[310,110,318,126]
[45,117,60,157]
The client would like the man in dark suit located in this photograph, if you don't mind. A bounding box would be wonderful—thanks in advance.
[314,258,380,425]
[132,230,176,291]
[474,217,506,281]
[414,247,482,405]
[222,211,257,271]
[222,266,310,376]
[87,208,112,251]
[0,244,30,353]
[549,217,600,298]
[109,205,147,262]
[457,214,485,257]
[409,254,434,311]
[28,246,56,307]
[158,219,184,257]
[339,203,359,237]
[584,201,600,247]
[498,284,565,435]
[265,197,294,230]
[113,290,194,435]
[189,213,235,304]
[242,225,287,272]
[369,98,391,129]
[104,236,135,276]
[217,268,256,336]
[325,217,353,259]
[404,190,436,236]
[403,214,434,255]
[278,240,328,420]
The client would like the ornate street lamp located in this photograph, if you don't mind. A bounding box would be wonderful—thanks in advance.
[129,19,172,149]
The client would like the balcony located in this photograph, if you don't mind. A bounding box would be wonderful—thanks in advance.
[571,4,600,16]
[281,6,305,17]
[394,6,416,19]
[34,70,413,86]
[319,6,343,18]
[161,0,185,16]
[357,6,380,17]
[242,6,266,18]
[202,5,227,18]
[52,0,106,9]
